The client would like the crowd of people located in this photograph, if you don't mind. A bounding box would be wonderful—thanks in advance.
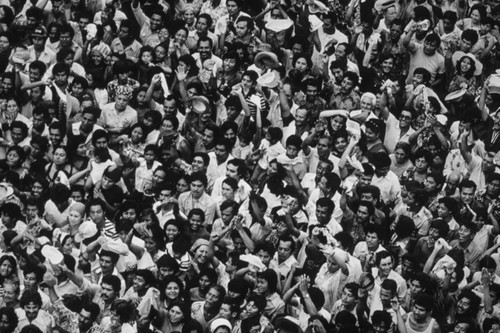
[0,0,500,332]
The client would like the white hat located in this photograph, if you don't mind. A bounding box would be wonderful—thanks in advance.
[308,15,323,32]
[436,114,447,126]
[257,71,280,88]
[41,245,64,265]
[75,221,98,243]
[210,318,232,333]
[240,254,266,273]
[265,18,294,32]
[189,96,210,114]
[452,51,483,76]
[374,0,396,12]
[489,75,500,95]
[444,89,466,102]
[0,183,14,202]
[308,0,329,14]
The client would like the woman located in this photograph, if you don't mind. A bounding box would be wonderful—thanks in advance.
[86,68,108,109]
[44,146,74,187]
[154,43,173,80]
[239,70,266,119]
[287,53,314,85]
[457,4,486,31]
[182,5,197,31]
[66,136,89,178]
[172,54,199,99]
[163,219,182,245]
[176,175,190,196]
[159,276,184,315]
[254,269,284,321]
[0,256,17,285]
[389,141,413,179]
[331,129,349,158]
[217,50,242,97]
[110,299,137,333]
[158,116,191,162]
[161,302,193,333]
[402,148,432,184]
[2,146,27,179]
[172,27,190,60]
[0,32,12,73]
[360,40,397,93]
[448,51,482,95]
[142,110,162,145]
[191,285,226,327]
[0,281,20,310]
[200,0,227,30]
[319,110,348,139]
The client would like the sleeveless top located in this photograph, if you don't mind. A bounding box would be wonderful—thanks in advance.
[405,313,436,333]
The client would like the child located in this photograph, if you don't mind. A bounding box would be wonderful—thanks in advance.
[137,46,156,85]
[135,144,162,194]
[251,127,285,184]
[80,147,115,192]
[189,268,217,302]
[277,135,307,182]
[187,208,210,245]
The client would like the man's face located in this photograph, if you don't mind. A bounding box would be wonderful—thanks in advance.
[295,109,307,127]
[32,35,45,50]
[81,112,96,132]
[99,256,114,273]
[306,85,318,101]
[89,204,104,224]
[226,164,239,180]
[366,232,379,248]
[150,14,162,31]
[24,302,40,321]
[460,38,473,52]
[54,71,68,87]
[79,309,94,331]
[375,166,390,178]
[49,129,63,146]
[79,17,90,31]
[277,240,292,262]
[458,225,473,243]
[196,17,209,33]
[443,19,454,31]
[236,21,249,38]
[24,272,38,290]
[215,144,229,162]
[331,67,344,84]
[423,40,438,56]
[190,180,205,198]
[389,24,403,41]
[316,161,332,179]
[379,288,393,308]
[29,68,41,83]
[315,205,330,224]
[356,205,370,222]
[198,40,211,58]
[227,0,239,16]
[60,32,72,47]
[133,275,148,291]
[11,127,24,143]
[460,186,475,205]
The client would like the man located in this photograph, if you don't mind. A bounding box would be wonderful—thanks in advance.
[91,130,121,165]
[456,180,485,225]
[87,199,118,239]
[192,37,222,73]
[405,293,441,332]
[57,23,83,63]
[394,187,432,236]
[449,221,482,274]
[211,159,251,202]
[28,27,56,69]
[413,218,450,268]
[110,20,143,63]
[49,63,80,117]
[91,165,124,217]
[78,302,104,333]
[207,138,234,182]
[371,152,401,206]
[282,108,309,146]
[329,72,360,110]
[15,289,52,332]
[303,79,327,127]
[367,279,406,329]
[231,16,255,46]
[215,0,250,47]
[311,11,348,68]
[70,106,103,145]
[99,85,138,140]
[301,158,334,196]
[375,3,398,33]
[353,224,386,267]
[269,235,298,280]
[178,172,217,225]
[404,29,445,88]
[132,0,163,47]
[382,108,415,154]
[22,265,50,310]
[186,14,217,52]
[311,197,343,237]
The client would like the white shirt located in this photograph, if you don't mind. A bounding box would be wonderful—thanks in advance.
[371,171,401,204]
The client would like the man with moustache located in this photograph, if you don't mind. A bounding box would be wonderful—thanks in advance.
[404,293,441,333]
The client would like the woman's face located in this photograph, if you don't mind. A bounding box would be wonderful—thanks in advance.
[424,176,437,192]
[245,301,260,317]
[380,57,394,73]
[155,46,167,61]
[206,288,221,306]
[176,178,189,193]
[6,150,19,167]
[195,245,209,264]
[165,281,180,300]
[415,157,428,172]
[365,128,377,142]
[471,9,480,23]
[183,9,195,24]
[145,238,158,253]
[159,28,170,43]
[223,58,237,72]
[460,57,472,74]
[165,224,179,242]
[175,29,187,44]
[331,116,345,132]
[32,182,43,198]
[136,91,147,106]
[91,50,103,65]
[256,277,269,295]
[241,75,254,90]
[53,148,67,165]
[130,126,144,143]
[334,137,347,153]
[76,143,87,157]
[0,36,10,53]
[68,210,83,226]
[394,148,407,164]
[177,61,189,74]
[141,51,153,64]
[221,183,235,200]
[161,119,174,132]
[6,100,18,115]
[295,57,308,72]
[169,305,184,324]
[0,260,13,277]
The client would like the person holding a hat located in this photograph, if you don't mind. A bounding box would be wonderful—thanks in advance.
[447,51,482,95]
[371,151,401,205]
